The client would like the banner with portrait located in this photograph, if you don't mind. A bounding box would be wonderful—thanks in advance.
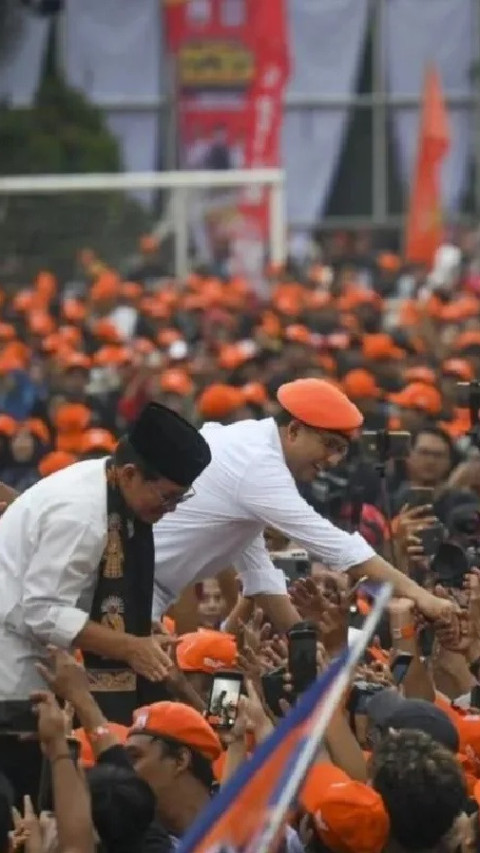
[163,0,290,277]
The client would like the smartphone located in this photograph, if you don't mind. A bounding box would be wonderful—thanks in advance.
[346,681,384,715]
[271,550,310,583]
[359,431,411,461]
[405,487,434,509]
[432,542,469,589]
[391,652,414,686]
[418,523,444,557]
[287,623,317,695]
[261,667,288,718]
[471,684,480,709]
[206,672,243,729]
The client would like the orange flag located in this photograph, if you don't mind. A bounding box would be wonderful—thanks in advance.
[405,65,450,267]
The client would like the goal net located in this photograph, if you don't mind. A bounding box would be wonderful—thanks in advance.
[0,169,286,284]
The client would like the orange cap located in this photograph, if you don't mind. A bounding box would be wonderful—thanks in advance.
[442,358,474,382]
[74,723,128,769]
[242,382,268,406]
[218,343,252,371]
[300,763,389,853]
[0,353,24,374]
[38,450,76,478]
[0,415,17,437]
[404,366,436,386]
[285,324,312,345]
[160,368,193,397]
[277,378,363,433]
[28,311,55,337]
[158,328,183,348]
[441,407,471,439]
[363,333,404,361]
[454,331,480,351]
[54,403,91,433]
[197,384,245,419]
[130,701,222,761]
[91,319,122,343]
[389,382,443,416]
[24,418,50,444]
[121,281,143,302]
[177,630,237,674]
[61,352,91,371]
[62,299,86,323]
[79,428,117,455]
[90,271,120,303]
[342,369,380,400]
[94,345,132,367]
[0,323,16,341]
[377,251,401,273]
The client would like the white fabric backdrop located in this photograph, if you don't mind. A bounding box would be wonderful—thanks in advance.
[0,8,50,106]
[282,0,369,225]
[60,0,163,175]
[384,0,476,213]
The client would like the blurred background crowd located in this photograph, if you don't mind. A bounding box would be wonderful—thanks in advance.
[3,2,480,853]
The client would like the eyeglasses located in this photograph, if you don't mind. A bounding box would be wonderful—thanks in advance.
[159,487,196,509]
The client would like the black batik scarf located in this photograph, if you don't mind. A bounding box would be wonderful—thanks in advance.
[83,458,155,724]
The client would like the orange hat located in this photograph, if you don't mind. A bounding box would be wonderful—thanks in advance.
[56,433,85,454]
[454,331,480,352]
[91,319,122,343]
[160,368,193,397]
[242,382,268,406]
[442,358,475,382]
[38,450,76,478]
[90,271,120,303]
[377,251,401,273]
[177,630,237,674]
[28,311,55,337]
[0,323,15,341]
[0,415,17,437]
[441,407,471,439]
[62,299,86,323]
[61,352,91,371]
[74,723,128,769]
[130,701,222,761]
[121,281,143,303]
[0,353,23,374]
[197,384,245,419]
[300,763,389,853]
[158,328,183,348]
[342,369,380,400]
[79,428,117,455]
[389,382,443,416]
[363,333,404,361]
[94,345,132,367]
[285,324,312,345]
[24,418,50,444]
[134,337,156,356]
[277,378,363,433]
[12,290,36,313]
[218,343,252,371]
[404,366,436,386]
[54,403,91,433]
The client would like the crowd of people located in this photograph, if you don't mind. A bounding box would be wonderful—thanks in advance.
[2,223,480,852]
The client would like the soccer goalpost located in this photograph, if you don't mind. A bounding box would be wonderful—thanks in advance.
[0,168,287,279]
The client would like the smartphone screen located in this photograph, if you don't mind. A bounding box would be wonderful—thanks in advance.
[288,627,317,695]
[207,673,243,729]
[405,487,434,508]
[418,523,444,557]
[391,653,413,686]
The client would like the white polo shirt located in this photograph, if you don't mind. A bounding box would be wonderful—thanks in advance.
[153,418,375,616]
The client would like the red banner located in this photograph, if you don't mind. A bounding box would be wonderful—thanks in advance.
[163,0,290,276]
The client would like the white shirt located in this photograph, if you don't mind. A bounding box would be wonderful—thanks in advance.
[153,418,375,616]
[0,459,107,699]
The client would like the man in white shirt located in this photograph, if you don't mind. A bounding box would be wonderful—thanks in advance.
[0,402,211,716]
[153,379,453,628]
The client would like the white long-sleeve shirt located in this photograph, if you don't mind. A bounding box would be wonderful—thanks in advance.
[152,418,375,616]
[0,459,107,699]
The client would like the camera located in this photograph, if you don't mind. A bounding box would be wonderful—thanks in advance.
[359,430,411,463]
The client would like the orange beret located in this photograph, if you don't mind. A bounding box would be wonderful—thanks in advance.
[177,630,237,674]
[130,701,222,761]
[277,378,363,433]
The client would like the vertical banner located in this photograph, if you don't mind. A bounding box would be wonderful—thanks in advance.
[163,0,289,275]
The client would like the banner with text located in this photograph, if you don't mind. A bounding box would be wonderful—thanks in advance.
[163,0,289,275]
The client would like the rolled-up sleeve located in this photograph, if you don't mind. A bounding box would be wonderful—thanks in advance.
[237,453,375,571]
[23,513,105,646]
[234,532,287,596]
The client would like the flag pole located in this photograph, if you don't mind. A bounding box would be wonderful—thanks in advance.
[250,582,393,853]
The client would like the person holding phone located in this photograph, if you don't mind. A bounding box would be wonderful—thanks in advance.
[152,379,455,631]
